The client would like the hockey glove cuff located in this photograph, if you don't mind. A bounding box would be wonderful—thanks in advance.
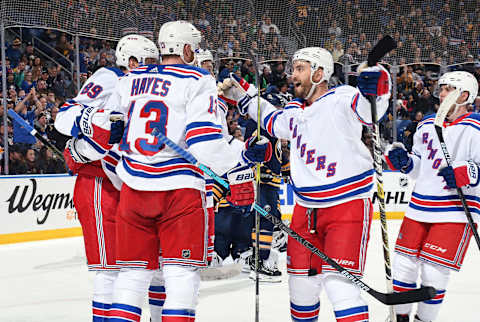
[357,63,390,97]
[64,138,90,175]
[225,165,255,212]
[385,143,413,173]
[438,161,480,189]
[242,135,272,164]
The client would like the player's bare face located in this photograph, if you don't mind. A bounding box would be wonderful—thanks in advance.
[438,85,454,104]
[201,61,214,76]
[292,60,312,99]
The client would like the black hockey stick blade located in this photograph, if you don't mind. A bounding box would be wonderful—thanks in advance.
[373,286,437,305]
[367,35,397,67]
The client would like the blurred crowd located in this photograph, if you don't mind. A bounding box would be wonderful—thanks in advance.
[1,0,480,174]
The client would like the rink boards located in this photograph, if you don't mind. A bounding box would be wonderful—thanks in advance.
[0,172,414,244]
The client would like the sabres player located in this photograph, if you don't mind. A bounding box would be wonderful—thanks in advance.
[386,71,479,322]
[54,35,164,321]
[219,47,391,321]
[100,21,268,322]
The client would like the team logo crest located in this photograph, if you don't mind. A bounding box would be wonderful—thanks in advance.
[182,249,191,259]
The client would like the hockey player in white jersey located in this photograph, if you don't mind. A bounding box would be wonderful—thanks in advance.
[104,21,268,322]
[53,35,164,321]
[219,47,391,321]
[386,71,479,322]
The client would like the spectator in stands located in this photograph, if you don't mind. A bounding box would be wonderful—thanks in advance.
[45,106,69,151]
[261,16,279,34]
[7,145,27,175]
[218,59,235,82]
[13,62,26,88]
[404,111,424,151]
[6,72,17,91]
[37,146,65,174]
[270,61,287,88]
[6,38,22,67]
[332,41,344,62]
[12,88,40,149]
[24,148,40,174]
[21,71,36,92]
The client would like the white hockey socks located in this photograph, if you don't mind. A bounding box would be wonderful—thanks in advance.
[323,273,369,322]
[92,271,118,321]
[416,262,450,322]
[161,265,200,321]
[392,254,420,316]
[289,274,322,321]
[149,268,166,322]
[111,269,155,322]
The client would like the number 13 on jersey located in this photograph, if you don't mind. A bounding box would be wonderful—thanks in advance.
[120,100,168,156]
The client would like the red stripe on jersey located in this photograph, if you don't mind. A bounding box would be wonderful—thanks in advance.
[185,127,222,141]
[301,176,373,199]
[163,67,202,78]
[125,158,203,175]
[411,196,480,209]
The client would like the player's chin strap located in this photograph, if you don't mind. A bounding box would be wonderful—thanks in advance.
[181,48,198,66]
[305,67,326,101]
[435,89,461,126]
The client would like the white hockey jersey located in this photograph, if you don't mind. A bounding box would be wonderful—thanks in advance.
[205,98,239,208]
[403,113,480,223]
[55,67,125,190]
[107,64,239,192]
[243,85,390,208]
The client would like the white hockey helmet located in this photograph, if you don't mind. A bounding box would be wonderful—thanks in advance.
[158,20,202,65]
[196,49,214,66]
[116,34,159,69]
[438,71,478,105]
[292,47,334,99]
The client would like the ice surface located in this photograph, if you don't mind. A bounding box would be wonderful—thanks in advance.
[1,221,478,321]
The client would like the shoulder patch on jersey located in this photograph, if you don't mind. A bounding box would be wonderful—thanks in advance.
[104,66,125,77]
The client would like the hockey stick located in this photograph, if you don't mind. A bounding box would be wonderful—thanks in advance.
[433,89,480,250]
[247,49,261,322]
[364,35,397,321]
[151,128,436,305]
[8,109,65,162]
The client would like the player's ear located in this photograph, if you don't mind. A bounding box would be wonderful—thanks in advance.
[183,44,194,64]
[458,91,470,105]
[312,67,324,83]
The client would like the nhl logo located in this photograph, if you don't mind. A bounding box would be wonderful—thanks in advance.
[399,176,408,188]
[182,249,191,259]
[264,205,271,212]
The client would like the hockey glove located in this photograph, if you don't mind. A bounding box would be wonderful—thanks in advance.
[73,105,100,138]
[64,138,90,175]
[357,63,390,97]
[242,135,272,164]
[108,112,125,144]
[217,73,257,115]
[438,161,480,189]
[225,165,255,212]
[385,142,413,173]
